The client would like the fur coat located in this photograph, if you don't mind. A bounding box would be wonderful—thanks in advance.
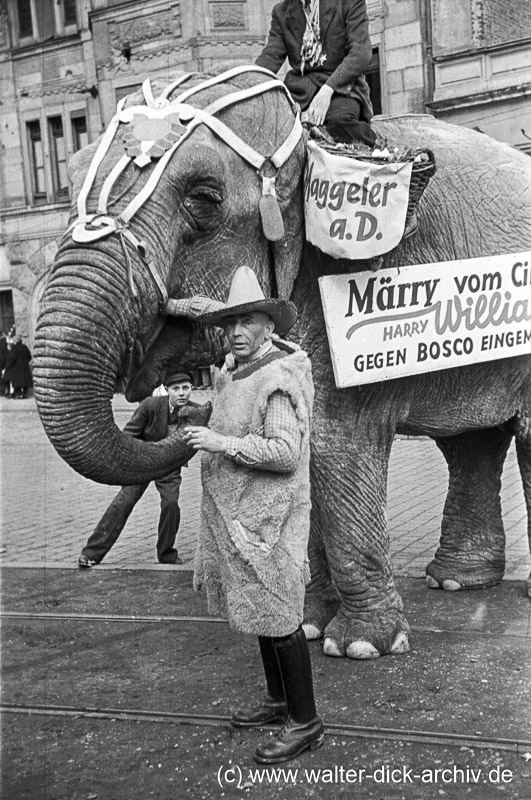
[194,348,313,636]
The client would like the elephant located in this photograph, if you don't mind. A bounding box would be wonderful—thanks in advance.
[33,67,531,660]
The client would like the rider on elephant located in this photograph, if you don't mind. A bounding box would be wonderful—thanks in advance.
[255,0,377,146]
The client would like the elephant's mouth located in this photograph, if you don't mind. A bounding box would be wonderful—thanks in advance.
[123,315,227,402]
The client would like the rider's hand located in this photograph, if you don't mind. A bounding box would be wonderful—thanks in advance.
[307,85,334,127]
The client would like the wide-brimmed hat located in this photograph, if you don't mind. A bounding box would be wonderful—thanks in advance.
[200,266,297,335]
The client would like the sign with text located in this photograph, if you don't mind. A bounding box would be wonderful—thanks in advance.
[319,252,531,387]
[304,140,412,259]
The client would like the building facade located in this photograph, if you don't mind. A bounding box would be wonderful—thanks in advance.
[0,0,529,344]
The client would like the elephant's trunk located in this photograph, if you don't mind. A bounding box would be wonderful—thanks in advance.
[33,252,209,485]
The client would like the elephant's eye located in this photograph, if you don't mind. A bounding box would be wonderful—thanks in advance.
[181,184,223,237]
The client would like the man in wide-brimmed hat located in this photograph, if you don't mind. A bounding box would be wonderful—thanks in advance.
[185,266,324,764]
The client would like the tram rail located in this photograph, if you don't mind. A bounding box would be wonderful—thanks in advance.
[1,702,530,753]
[2,610,529,638]
[3,610,529,755]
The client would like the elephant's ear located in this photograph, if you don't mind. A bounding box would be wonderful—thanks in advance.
[272,163,305,300]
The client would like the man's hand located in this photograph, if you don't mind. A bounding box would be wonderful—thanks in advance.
[307,84,333,127]
[162,296,225,320]
[184,425,229,453]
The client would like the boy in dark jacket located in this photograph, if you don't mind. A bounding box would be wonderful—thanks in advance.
[77,371,199,567]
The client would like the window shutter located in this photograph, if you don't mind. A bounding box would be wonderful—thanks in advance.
[35,0,55,40]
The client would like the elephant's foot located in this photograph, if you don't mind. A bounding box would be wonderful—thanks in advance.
[320,609,411,659]
[525,570,531,599]
[425,557,504,591]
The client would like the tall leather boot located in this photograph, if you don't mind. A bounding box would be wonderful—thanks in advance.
[254,627,325,764]
[231,636,288,728]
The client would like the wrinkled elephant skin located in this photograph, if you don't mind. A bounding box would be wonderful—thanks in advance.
[33,71,531,660]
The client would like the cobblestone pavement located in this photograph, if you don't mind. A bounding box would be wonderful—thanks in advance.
[0,393,528,581]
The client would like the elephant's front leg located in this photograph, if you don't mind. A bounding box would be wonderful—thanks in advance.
[515,413,531,598]
[305,436,410,659]
[426,428,512,591]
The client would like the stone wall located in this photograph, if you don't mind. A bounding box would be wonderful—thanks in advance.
[483,0,531,47]
[380,0,427,114]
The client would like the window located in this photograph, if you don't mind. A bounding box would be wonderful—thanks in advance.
[365,49,382,116]
[63,0,77,27]
[0,292,15,336]
[27,120,46,202]
[25,111,87,204]
[16,0,33,38]
[48,116,69,199]
[71,115,88,152]
[14,0,78,44]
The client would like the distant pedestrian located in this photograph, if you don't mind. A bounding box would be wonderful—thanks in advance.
[3,335,32,399]
[77,370,199,568]
[0,331,9,397]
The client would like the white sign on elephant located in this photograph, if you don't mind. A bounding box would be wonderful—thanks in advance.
[319,251,531,388]
[304,140,412,259]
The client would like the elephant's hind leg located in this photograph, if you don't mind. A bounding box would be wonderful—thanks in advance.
[515,412,531,598]
[427,428,512,591]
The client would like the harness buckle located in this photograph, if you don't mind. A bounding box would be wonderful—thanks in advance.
[71,215,117,243]
[258,158,280,198]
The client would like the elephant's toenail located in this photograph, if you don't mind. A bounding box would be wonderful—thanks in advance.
[323,638,343,657]
[442,579,462,591]
[390,632,410,654]
[346,641,380,659]
[426,575,440,589]
[302,623,321,640]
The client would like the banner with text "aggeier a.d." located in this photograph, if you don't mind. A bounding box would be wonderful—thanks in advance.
[304,140,413,259]
[319,252,531,388]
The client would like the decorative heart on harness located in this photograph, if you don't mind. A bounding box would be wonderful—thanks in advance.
[119,106,192,167]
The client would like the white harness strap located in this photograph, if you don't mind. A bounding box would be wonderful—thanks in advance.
[76,97,128,223]
[173,65,298,112]
[159,73,199,103]
[141,78,157,108]
[69,66,303,305]
[98,154,130,214]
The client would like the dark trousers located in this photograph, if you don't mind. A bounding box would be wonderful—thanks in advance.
[324,94,377,147]
[285,72,376,146]
[82,468,182,563]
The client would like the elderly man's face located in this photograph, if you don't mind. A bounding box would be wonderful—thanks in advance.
[223,311,274,361]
